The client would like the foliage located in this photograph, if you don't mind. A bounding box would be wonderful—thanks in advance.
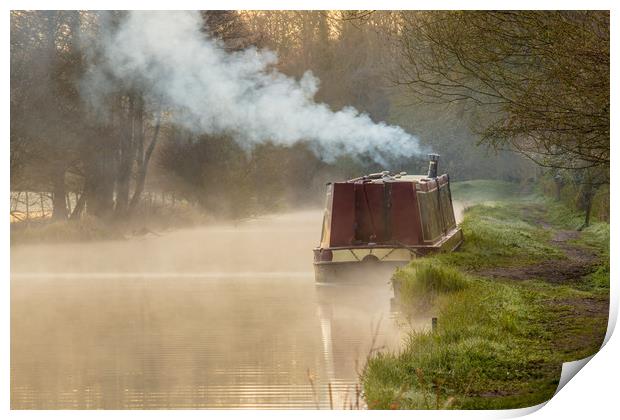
[396,11,609,173]
[392,10,610,226]
[362,181,609,409]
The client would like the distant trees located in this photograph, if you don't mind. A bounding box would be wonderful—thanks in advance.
[10,11,254,222]
[393,11,609,224]
[242,11,398,123]
[11,11,87,220]
[12,10,578,225]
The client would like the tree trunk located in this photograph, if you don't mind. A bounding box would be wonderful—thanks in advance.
[25,192,30,221]
[584,197,592,228]
[578,179,596,230]
[87,177,114,218]
[115,106,132,216]
[51,168,68,220]
[129,109,162,213]
[553,174,563,201]
[70,190,86,220]
[85,152,115,219]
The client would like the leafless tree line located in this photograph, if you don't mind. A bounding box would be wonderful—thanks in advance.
[12,11,599,225]
[10,190,183,223]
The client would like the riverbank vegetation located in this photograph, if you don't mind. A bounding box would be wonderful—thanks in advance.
[362,182,609,409]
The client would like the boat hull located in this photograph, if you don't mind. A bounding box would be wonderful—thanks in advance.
[313,227,463,283]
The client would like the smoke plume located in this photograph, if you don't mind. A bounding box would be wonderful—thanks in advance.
[84,11,424,163]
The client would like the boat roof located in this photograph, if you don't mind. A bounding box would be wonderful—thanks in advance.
[344,171,441,184]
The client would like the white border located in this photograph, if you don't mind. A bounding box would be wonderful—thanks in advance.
[2,1,616,11]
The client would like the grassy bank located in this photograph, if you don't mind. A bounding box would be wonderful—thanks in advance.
[10,202,212,245]
[362,182,609,409]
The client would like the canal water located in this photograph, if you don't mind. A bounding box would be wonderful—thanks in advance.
[11,211,420,409]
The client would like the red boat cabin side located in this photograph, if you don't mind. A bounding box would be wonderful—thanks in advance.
[313,156,463,281]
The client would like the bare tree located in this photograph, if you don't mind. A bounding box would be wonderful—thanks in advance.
[395,11,609,174]
[11,11,87,220]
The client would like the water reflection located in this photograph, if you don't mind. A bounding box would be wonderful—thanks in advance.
[11,211,412,409]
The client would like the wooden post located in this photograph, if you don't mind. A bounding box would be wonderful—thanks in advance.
[328,382,333,410]
[40,192,45,219]
[432,317,438,333]
[11,192,18,213]
[25,192,30,221]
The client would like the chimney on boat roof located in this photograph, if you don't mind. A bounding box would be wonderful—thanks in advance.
[427,153,440,179]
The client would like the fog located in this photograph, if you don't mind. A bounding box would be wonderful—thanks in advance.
[12,210,322,275]
[11,210,421,409]
[10,10,477,409]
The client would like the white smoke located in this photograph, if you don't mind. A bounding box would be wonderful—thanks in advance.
[85,11,424,163]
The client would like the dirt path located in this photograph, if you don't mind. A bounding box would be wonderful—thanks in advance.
[478,230,598,284]
[473,204,609,359]
[476,205,599,284]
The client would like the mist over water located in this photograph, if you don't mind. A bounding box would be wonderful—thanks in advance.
[82,11,424,164]
[11,211,420,409]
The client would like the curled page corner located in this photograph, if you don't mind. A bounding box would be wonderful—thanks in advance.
[554,355,595,396]
[602,288,618,347]
[496,401,548,418]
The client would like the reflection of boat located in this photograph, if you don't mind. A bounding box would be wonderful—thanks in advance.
[313,154,463,282]
[315,280,399,383]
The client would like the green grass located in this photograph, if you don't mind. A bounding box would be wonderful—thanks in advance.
[440,201,562,271]
[544,198,610,291]
[361,180,609,410]
[451,180,519,203]
[392,261,471,318]
[364,276,560,409]
[393,261,469,299]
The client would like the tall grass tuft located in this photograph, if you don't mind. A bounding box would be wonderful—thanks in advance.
[393,259,469,313]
